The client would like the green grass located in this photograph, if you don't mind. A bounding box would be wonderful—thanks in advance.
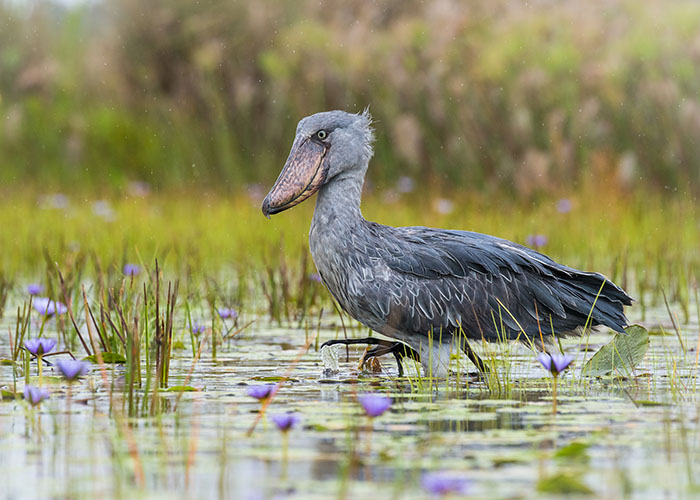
[2,187,697,400]
[2,188,699,499]
[0,187,696,291]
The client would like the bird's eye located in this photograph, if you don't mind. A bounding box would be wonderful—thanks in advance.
[315,130,328,140]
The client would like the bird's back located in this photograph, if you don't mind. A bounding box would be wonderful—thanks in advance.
[311,218,632,345]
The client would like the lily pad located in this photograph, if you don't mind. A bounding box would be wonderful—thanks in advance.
[164,385,199,392]
[250,376,300,382]
[1,389,19,400]
[554,441,590,463]
[582,325,649,377]
[635,400,667,407]
[84,352,127,364]
[537,473,593,494]
[29,376,64,385]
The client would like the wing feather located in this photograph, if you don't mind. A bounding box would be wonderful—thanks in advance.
[360,222,631,342]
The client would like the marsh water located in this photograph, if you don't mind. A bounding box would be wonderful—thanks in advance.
[1,297,698,500]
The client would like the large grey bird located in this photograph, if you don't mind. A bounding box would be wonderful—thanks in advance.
[262,110,632,377]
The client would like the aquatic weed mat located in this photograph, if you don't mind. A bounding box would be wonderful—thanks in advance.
[1,307,699,500]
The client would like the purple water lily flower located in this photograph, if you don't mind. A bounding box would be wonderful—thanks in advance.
[24,338,57,356]
[358,394,392,418]
[33,297,68,316]
[556,198,572,214]
[537,352,574,376]
[217,307,238,320]
[270,413,301,432]
[247,384,275,400]
[23,385,50,407]
[191,323,206,335]
[27,284,44,296]
[55,359,91,381]
[123,264,141,276]
[526,234,548,248]
[422,472,470,496]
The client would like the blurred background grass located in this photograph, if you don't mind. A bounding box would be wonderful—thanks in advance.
[2,0,700,196]
[0,0,698,303]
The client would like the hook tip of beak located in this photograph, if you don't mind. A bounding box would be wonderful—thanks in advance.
[261,197,271,219]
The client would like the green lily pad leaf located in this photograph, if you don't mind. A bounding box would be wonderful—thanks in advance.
[1,389,19,400]
[554,441,590,463]
[164,385,199,392]
[308,423,331,431]
[1,359,16,366]
[84,352,127,364]
[582,325,648,377]
[171,341,186,350]
[537,473,593,494]
[250,376,300,382]
[29,376,64,385]
[493,457,527,467]
[635,400,667,407]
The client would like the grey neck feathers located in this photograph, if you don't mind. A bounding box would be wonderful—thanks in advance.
[313,169,366,228]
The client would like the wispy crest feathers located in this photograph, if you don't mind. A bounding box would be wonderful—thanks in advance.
[358,106,375,158]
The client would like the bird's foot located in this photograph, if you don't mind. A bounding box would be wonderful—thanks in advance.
[321,338,420,377]
[358,341,421,377]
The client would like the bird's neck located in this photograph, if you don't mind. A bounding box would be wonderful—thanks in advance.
[312,172,365,228]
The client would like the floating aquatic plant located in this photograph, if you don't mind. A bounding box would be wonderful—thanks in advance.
[537,353,574,375]
[421,472,470,497]
[55,359,89,423]
[191,323,206,335]
[32,297,68,317]
[270,413,301,479]
[24,338,57,384]
[270,413,300,432]
[358,394,392,461]
[23,385,50,407]
[537,352,574,414]
[56,359,91,382]
[358,394,392,418]
[24,338,57,357]
[247,384,277,427]
[582,325,649,377]
[247,384,275,401]
[217,307,238,320]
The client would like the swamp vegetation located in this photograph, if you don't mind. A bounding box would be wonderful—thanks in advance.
[0,191,698,499]
[1,0,700,498]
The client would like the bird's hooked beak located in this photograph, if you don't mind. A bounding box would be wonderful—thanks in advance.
[262,135,329,218]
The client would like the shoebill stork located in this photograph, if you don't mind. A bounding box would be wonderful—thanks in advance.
[261,110,632,377]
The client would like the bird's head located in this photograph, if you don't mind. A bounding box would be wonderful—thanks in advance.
[262,109,374,217]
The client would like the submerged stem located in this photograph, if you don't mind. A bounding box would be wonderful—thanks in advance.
[364,417,375,481]
[37,354,43,386]
[281,432,289,480]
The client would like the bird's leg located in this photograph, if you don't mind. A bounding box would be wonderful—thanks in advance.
[321,338,420,376]
[461,339,489,374]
